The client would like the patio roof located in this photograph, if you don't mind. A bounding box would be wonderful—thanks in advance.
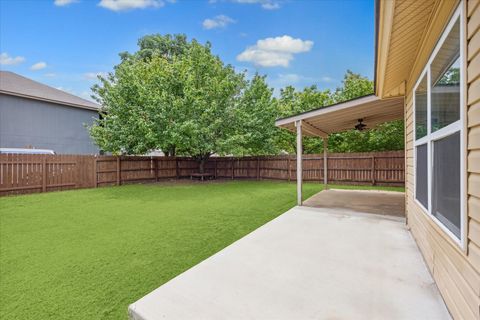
[274,94,404,137]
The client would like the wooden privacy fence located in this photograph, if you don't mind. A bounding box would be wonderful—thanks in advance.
[0,154,95,196]
[0,151,404,196]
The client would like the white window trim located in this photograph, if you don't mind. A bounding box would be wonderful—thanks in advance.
[412,4,466,250]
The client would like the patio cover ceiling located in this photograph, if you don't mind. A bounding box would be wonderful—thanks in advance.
[274,94,404,137]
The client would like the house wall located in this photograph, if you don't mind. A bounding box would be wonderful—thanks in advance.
[405,1,480,318]
[0,93,99,154]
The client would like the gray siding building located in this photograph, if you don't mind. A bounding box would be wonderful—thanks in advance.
[0,71,100,154]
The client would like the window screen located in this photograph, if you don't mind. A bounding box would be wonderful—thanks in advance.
[415,144,428,209]
[432,132,461,238]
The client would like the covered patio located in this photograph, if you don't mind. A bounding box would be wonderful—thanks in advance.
[129,206,449,320]
[274,94,405,206]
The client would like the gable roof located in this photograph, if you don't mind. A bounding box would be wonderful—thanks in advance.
[0,71,100,111]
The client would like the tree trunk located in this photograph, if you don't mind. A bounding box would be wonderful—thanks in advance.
[199,159,206,174]
[197,153,210,174]
[166,146,176,157]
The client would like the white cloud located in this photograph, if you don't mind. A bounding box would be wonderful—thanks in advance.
[30,62,47,71]
[320,76,334,83]
[238,49,290,67]
[202,15,235,30]
[232,0,280,10]
[0,52,25,65]
[276,73,301,83]
[54,0,78,6]
[98,0,165,11]
[209,0,281,10]
[237,35,313,67]
[257,35,313,53]
[84,72,107,80]
[260,1,279,10]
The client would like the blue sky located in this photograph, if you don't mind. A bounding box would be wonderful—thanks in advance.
[0,0,375,100]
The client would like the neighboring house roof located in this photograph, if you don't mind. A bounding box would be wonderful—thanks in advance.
[0,71,100,111]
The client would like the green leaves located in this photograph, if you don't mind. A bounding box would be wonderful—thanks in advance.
[90,34,403,158]
[90,36,248,158]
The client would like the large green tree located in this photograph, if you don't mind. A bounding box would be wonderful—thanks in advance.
[119,34,192,62]
[90,35,278,171]
[91,34,403,161]
[231,74,278,156]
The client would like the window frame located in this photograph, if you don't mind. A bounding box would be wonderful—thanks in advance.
[412,4,466,249]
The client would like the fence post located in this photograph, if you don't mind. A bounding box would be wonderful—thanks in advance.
[42,157,47,192]
[93,156,97,188]
[256,157,260,180]
[231,158,234,180]
[116,156,121,186]
[214,158,217,179]
[288,157,291,182]
[154,157,159,182]
[371,155,376,186]
[175,158,179,179]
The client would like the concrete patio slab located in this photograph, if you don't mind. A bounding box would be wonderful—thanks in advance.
[303,189,405,217]
[129,206,450,320]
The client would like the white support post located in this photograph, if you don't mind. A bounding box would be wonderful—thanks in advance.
[295,120,303,205]
[323,137,328,189]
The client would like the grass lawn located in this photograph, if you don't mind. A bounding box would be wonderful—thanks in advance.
[0,181,403,320]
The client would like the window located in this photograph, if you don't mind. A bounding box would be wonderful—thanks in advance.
[413,6,464,246]
[431,20,461,132]
[415,75,428,140]
[432,132,461,238]
[415,144,428,209]
[415,74,428,210]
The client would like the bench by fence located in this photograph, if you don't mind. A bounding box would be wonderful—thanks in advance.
[0,151,404,196]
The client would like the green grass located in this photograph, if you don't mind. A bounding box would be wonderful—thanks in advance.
[0,181,403,320]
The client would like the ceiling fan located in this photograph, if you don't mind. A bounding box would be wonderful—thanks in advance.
[355,118,367,131]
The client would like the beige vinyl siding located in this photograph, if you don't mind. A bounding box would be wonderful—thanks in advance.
[405,1,480,319]
[467,0,480,292]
